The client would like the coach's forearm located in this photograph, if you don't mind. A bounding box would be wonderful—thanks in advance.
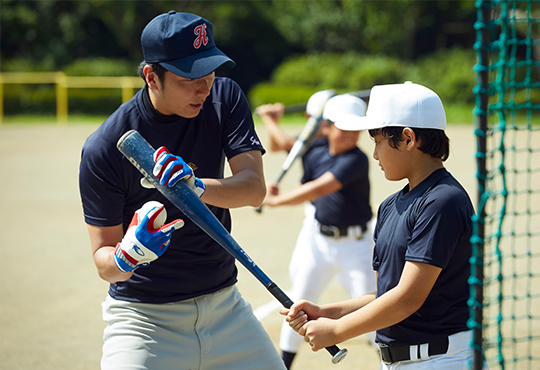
[201,171,265,208]
[199,151,265,208]
[93,246,133,283]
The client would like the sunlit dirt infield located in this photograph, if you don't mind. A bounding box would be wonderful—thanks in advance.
[0,122,480,369]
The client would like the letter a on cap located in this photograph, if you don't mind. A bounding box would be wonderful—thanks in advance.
[193,24,208,49]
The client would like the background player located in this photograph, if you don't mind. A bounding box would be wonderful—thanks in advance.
[79,11,286,370]
[281,82,483,369]
[262,94,376,369]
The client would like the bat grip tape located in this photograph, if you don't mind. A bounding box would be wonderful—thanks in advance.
[266,282,294,308]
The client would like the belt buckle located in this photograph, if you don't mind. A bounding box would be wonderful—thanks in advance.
[328,225,341,239]
[320,224,341,239]
[378,343,393,365]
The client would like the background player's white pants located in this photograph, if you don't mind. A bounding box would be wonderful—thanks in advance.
[378,331,489,370]
[279,203,376,353]
[101,285,286,370]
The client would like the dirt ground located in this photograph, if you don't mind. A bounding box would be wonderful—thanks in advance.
[0,122,479,369]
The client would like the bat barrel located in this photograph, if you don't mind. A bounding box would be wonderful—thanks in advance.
[117,130,273,287]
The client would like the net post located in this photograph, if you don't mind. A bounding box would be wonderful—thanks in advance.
[472,1,491,369]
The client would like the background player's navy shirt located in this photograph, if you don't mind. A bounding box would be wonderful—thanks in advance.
[301,138,372,228]
[372,168,474,346]
[79,77,264,303]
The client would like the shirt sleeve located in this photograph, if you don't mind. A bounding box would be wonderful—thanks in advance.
[405,187,472,269]
[219,79,265,159]
[79,134,125,227]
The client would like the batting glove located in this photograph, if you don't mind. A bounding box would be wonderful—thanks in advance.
[141,146,206,197]
[114,201,184,273]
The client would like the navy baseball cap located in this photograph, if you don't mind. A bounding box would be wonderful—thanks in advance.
[141,11,235,79]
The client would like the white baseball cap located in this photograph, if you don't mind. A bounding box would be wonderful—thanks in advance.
[322,94,367,125]
[335,82,446,131]
[306,89,336,117]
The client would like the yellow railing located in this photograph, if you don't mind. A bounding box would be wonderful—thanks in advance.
[0,72,145,124]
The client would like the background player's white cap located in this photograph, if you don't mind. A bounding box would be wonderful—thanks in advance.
[335,82,446,131]
[306,90,336,117]
[323,94,367,126]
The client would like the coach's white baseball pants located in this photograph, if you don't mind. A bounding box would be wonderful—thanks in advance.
[101,285,285,370]
[279,203,376,353]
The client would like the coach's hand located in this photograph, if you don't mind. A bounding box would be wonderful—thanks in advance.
[141,146,206,197]
[114,201,184,273]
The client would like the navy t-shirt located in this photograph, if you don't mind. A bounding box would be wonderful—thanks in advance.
[373,168,474,346]
[79,77,264,303]
[301,138,372,228]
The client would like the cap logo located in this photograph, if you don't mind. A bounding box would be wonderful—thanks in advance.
[193,24,209,49]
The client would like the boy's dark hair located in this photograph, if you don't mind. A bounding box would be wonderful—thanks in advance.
[138,61,167,86]
[369,127,450,161]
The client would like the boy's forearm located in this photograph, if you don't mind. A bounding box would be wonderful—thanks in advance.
[321,291,377,319]
[334,288,418,344]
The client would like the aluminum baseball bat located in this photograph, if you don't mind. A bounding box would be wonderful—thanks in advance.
[116,130,348,364]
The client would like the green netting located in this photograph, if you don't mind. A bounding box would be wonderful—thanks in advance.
[471,1,540,369]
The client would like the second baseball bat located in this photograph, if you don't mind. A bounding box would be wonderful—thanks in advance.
[117,129,348,364]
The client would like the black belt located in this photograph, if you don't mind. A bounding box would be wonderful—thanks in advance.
[378,337,449,364]
[319,223,367,239]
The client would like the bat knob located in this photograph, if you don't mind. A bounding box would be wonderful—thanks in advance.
[331,348,348,364]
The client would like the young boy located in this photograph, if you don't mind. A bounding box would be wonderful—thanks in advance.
[280,82,480,369]
[263,94,376,369]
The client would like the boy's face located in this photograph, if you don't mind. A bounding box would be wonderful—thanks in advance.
[324,121,360,155]
[372,132,408,181]
[150,70,215,118]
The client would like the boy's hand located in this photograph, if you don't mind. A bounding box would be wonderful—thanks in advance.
[301,317,339,352]
[280,300,338,351]
[256,103,285,122]
[279,300,320,334]
[280,306,309,333]
[262,183,280,206]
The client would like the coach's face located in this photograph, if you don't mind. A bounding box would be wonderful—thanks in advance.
[149,69,215,118]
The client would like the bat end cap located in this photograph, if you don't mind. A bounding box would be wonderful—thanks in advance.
[331,348,348,364]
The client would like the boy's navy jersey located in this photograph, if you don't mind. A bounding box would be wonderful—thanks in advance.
[79,77,264,304]
[301,138,372,228]
[373,168,474,346]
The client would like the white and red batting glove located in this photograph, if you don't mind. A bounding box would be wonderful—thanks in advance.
[114,201,184,273]
[141,146,206,197]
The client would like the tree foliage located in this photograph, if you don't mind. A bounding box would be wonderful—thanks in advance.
[1,0,477,93]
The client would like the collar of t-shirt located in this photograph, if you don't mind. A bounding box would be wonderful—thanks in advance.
[142,85,181,123]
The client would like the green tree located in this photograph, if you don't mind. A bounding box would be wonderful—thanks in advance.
[269,0,476,59]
